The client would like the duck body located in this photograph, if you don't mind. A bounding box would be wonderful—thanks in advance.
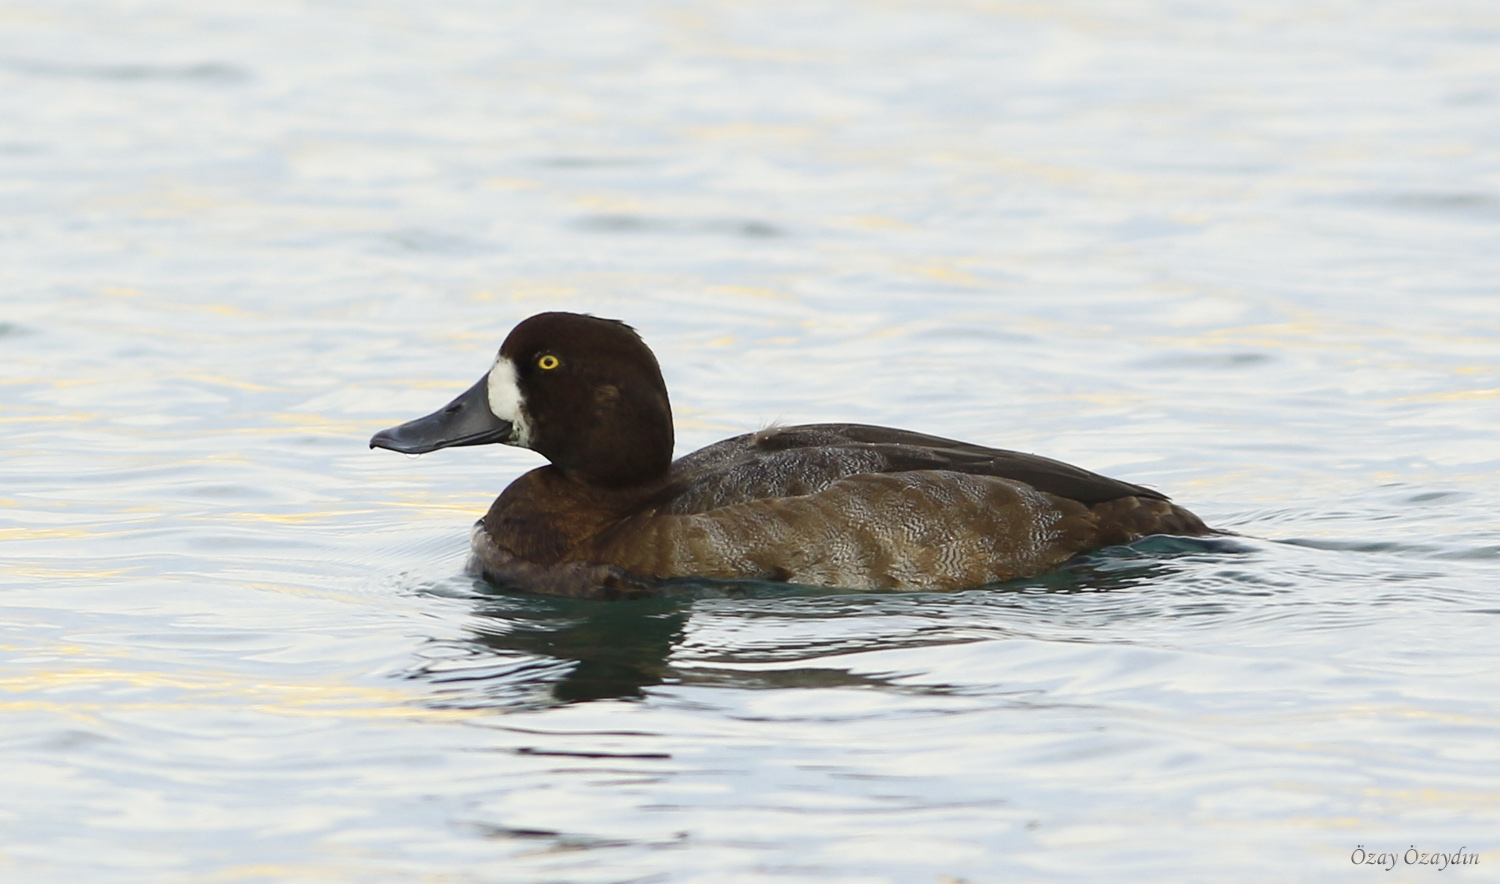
[372,313,1213,599]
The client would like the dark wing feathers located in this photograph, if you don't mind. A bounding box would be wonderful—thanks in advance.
[666,422,1167,513]
[822,424,1166,504]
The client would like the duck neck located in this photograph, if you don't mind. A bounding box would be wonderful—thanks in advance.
[538,386,674,489]
[485,466,658,564]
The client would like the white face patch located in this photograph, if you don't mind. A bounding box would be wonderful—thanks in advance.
[486,356,531,447]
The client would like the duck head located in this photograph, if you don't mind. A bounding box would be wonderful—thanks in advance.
[370,312,674,488]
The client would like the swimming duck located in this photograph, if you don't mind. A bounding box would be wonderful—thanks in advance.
[371,312,1213,598]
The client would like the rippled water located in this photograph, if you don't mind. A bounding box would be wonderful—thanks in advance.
[4,1,1499,881]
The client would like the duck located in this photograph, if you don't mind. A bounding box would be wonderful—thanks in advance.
[370,311,1214,598]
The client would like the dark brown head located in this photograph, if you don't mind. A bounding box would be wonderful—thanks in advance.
[370,312,674,488]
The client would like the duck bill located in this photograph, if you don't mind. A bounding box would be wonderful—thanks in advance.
[369,376,513,455]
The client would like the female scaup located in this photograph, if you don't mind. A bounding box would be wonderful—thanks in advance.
[371,312,1214,598]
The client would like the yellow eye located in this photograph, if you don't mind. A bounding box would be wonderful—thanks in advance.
[537,354,560,370]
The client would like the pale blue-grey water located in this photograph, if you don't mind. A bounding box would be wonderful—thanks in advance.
[3,1,1499,882]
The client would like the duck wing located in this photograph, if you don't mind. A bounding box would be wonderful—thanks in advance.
[664,422,1165,514]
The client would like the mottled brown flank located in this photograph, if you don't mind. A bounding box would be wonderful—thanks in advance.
[473,422,1212,597]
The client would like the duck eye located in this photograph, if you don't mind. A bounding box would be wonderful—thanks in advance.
[537,354,560,371]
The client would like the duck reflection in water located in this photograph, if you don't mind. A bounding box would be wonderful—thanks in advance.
[456,592,689,703]
[429,576,887,705]
[413,537,1238,706]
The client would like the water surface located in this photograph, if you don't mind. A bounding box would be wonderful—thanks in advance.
[2,1,1499,881]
